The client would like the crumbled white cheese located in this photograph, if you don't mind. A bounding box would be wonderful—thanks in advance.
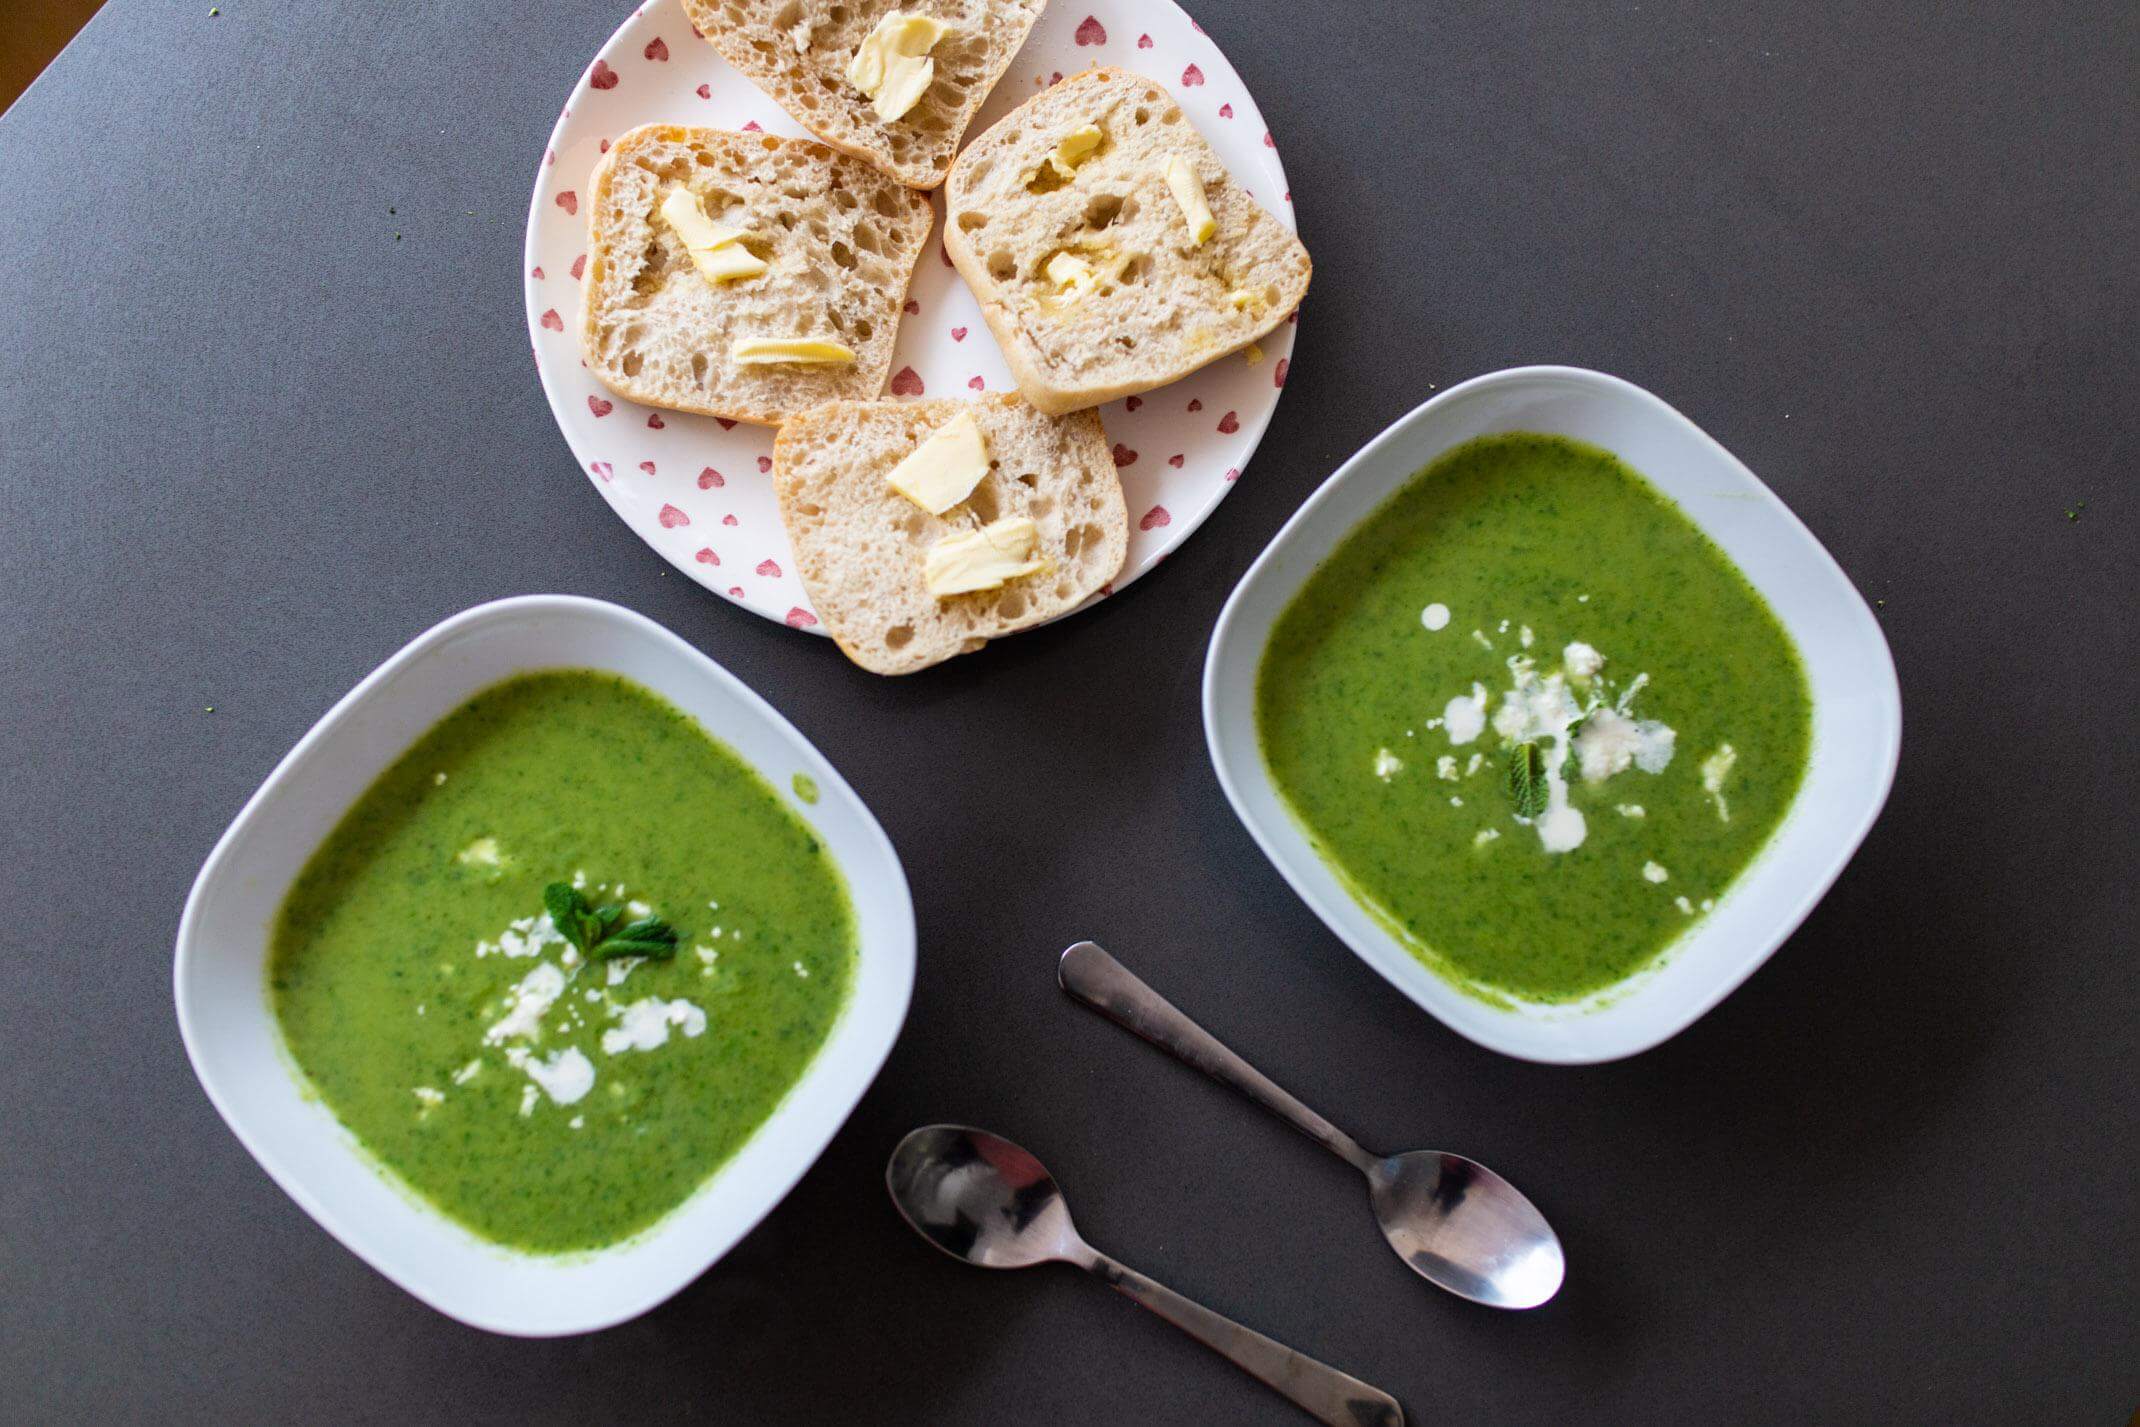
[1701,744,1739,822]
[1420,602,1451,632]
[1497,619,1511,633]
[1563,641,1605,679]
[792,961,810,978]
[455,837,503,870]
[433,771,447,786]
[1616,804,1646,818]
[1373,747,1405,781]
[605,956,646,988]
[1472,629,1494,650]
[1674,895,1695,915]
[475,911,565,961]
[1572,707,1677,783]
[1435,755,1459,781]
[506,1045,595,1105]
[413,1087,444,1113]
[451,1059,482,1085]
[601,997,708,1055]
[1464,752,1484,777]
[1449,795,1464,807]
[1443,684,1490,744]
[1642,861,1670,884]
[518,1085,539,1117]
[1519,625,1535,648]
[626,899,652,919]
[569,1114,586,1130]
[485,962,567,1043]
[1473,828,1500,847]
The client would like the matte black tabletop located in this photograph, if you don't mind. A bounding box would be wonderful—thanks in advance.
[3,1,2133,1420]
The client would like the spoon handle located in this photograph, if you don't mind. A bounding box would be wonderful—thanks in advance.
[1058,941,1377,1174]
[1079,1247,1403,1427]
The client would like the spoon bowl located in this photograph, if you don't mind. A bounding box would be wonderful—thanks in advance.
[886,1124,1078,1270]
[1368,1151,1565,1309]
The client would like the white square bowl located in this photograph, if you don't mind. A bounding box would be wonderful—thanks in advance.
[173,595,915,1334]
[1204,367,1901,1064]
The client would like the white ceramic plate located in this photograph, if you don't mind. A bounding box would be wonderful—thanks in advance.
[172,596,915,1334]
[524,0,1299,632]
[1205,367,1902,1064]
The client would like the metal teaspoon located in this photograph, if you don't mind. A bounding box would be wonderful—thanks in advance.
[1058,941,1566,1310]
[886,1124,1404,1426]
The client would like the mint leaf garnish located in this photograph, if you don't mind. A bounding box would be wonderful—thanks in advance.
[543,882,678,961]
[1505,742,1549,819]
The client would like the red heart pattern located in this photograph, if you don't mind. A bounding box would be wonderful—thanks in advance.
[1137,33,1152,48]
[1075,15,1106,44]
[589,60,618,89]
[540,309,563,331]
[1274,358,1289,389]
[785,608,818,628]
[696,548,720,564]
[1224,467,1241,482]
[1140,506,1171,530]
[571,253,587,279]
[742,120,762,132]
[696,84,711,99]
[1218,103,1233,118]
[903,299,920,315]
[698,467,724,489]
[588,395,613,417]
[1186,398,1202,412]
[1181,64,1205,86]
[647,413,665,428]
[659,504,689,528]
[756,559,782,577]
[1125,395,1143,411]
[639,460,657,474]
[715,417,736,430]
[1112,444,1137,467]
[590,461,613,481]
[756,456,772,473]
[644,36,668,61]
[950,327,967,341]
[890,366,924,396]
[1167,453,1185,468]
[531,265,545,279]
[556,191,578,216]
[722,514,739,526]
[967,376,984,390]
[1217,410,1240,434]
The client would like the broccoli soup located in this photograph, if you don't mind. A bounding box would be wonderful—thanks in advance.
[1255,434,1811,1003]
[269,671,854,1253]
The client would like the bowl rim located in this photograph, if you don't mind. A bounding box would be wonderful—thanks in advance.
[1201,365,1902,1063]
[172,594,915,1332]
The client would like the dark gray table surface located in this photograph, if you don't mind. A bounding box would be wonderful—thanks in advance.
[3,0,2134,1421]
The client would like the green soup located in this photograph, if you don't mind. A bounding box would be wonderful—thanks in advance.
[269,671,855,1254]
[1256,434,1811,1003]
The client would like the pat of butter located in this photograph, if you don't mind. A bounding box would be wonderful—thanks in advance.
[886,410,990,514]
[731,337,856,365]
[847,12,950,123]
[1048,124,1105,179]
[659,188,768,284]
[1225,287,1268,313]
[923,517,1047,597]
[1045,250,1097,297]
[1161,156,1216,245]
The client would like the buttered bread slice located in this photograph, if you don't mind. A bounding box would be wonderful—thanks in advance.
[773,395,1126,674]
[579,125,933,425]
[943,68,1312,415]
[682,0,1046,189]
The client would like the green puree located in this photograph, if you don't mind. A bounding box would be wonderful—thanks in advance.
[270,671,854,1254]
[1257,434,1811,1002]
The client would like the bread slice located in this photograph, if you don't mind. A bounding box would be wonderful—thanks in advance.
[942,68,1312,415]
[681,0,1046,190]
[579,124,933,425]
[774,395,1126,674]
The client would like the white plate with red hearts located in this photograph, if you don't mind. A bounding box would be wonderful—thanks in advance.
[523,0,1300,634]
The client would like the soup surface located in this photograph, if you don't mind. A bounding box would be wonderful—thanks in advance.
[1256,433,1811,1002]
[271,670,854,1253]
